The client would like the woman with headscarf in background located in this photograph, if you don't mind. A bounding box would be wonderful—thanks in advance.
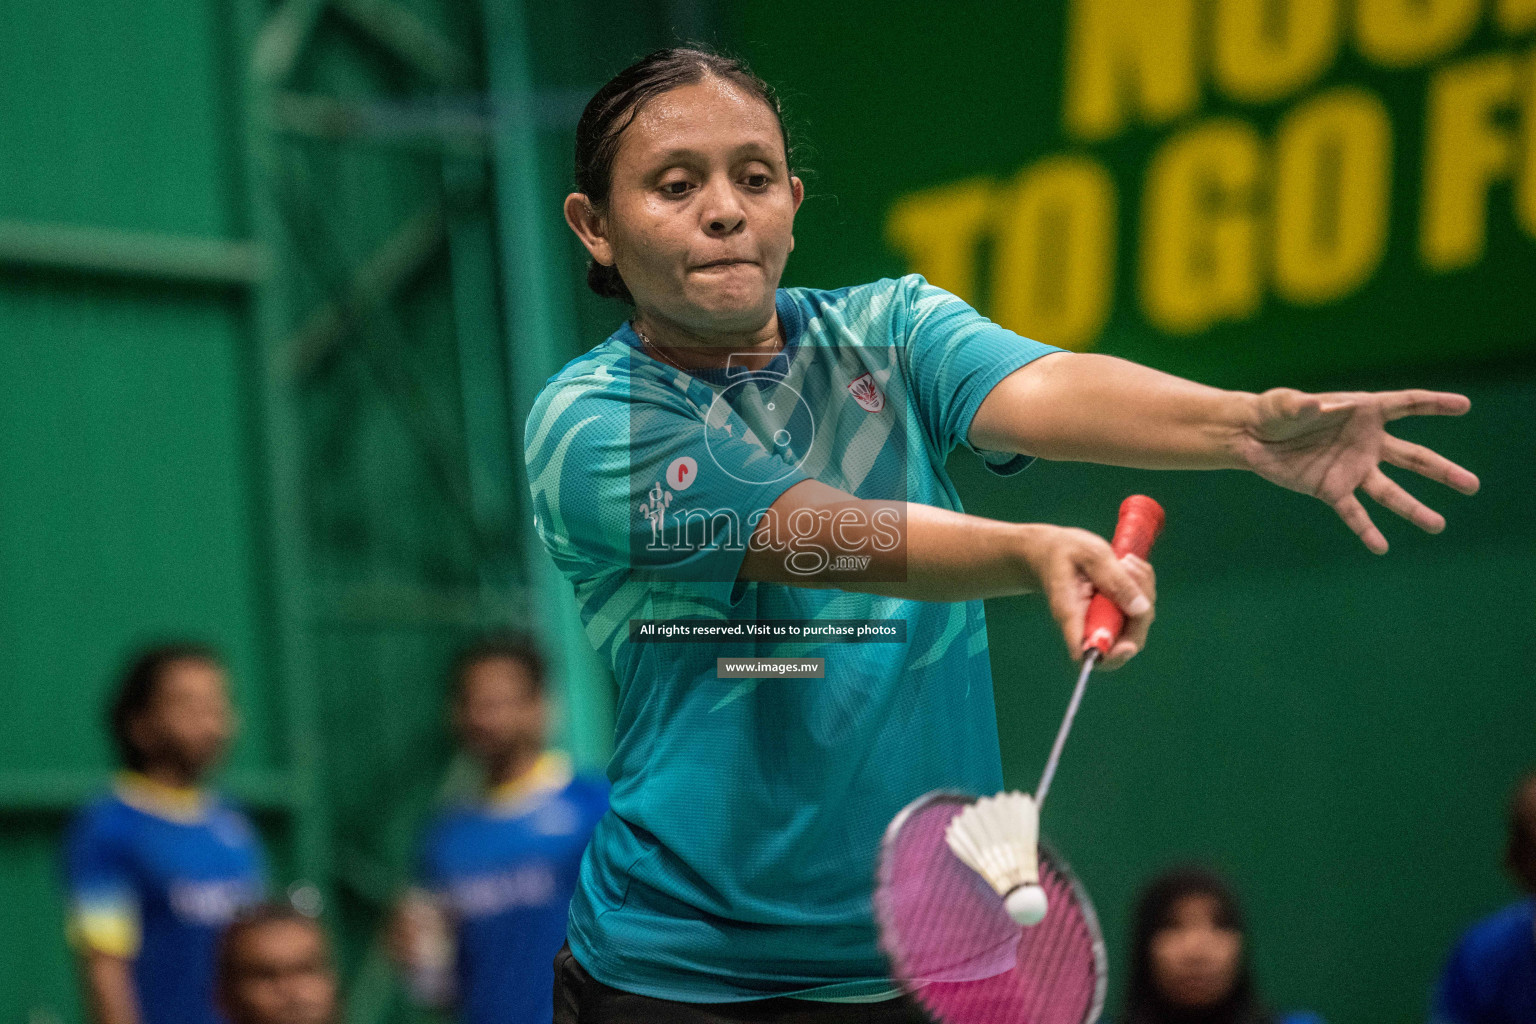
[1123,867,1324,1024]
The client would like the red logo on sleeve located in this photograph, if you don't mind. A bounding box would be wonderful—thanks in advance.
[847,372,885,413]
[666,456,698,491]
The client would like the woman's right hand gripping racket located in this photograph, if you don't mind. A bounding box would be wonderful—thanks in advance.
[875,496,1165,1024]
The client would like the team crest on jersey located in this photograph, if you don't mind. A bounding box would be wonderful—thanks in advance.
[847,372,884,413]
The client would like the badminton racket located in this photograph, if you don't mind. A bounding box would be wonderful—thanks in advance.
[874,495,1165,1024]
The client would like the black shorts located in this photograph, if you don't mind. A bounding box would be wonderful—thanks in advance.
[552,944,936,1024]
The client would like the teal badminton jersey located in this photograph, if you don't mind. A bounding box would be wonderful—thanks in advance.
[523,274,1063,1001]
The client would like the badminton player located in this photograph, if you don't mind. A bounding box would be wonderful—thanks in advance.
[525,47,1479,1022]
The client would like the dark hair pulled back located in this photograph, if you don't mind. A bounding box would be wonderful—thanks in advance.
[573,47,793,304]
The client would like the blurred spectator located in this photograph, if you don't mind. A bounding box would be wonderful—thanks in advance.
[1123,866,1323,1024]
[215,903,338,1024]
[1432,770,1536,1024]
[63,643,266,1024]
[390,634,609,1024]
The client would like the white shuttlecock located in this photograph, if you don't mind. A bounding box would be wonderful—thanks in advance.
[944,791,1048,927]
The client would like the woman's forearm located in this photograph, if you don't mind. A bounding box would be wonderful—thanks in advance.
[739,480,1038,601]
[738,480,1156,662]
[968,352,1260,470]
[740,480,1135,608]
[831,499,1041,603]
[80,952,140,1024]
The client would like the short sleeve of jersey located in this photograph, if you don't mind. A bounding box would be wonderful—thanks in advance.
[1431,902,1536,1024]
[413,816,451,894]
[573,775,612,828]
[526,368,815,612]
[1433,926,1492,1024]
[893,273,1066,476]
[63,805,141,958]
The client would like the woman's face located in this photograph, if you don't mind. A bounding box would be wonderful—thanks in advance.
[1149,893,1244,1008]
[568,75,804,336]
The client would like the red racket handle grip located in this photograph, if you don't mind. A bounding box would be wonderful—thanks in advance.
[1082,495,1166,656]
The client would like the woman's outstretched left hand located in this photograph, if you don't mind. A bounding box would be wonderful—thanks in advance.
[1237,388,1481,554]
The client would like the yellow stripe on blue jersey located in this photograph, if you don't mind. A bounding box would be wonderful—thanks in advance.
[63,782,265,1024]
[67,897,142,958]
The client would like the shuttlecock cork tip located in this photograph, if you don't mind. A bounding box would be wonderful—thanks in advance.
[1006,884,1049,926]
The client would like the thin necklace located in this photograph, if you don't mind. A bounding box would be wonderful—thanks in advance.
[633,319,785,375]
[632,320,689,375]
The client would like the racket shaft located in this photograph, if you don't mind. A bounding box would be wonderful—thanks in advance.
[1035,650,1097,809]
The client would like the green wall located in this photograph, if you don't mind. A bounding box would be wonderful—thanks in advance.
[0,1,704,1021]
[0,3,278,1018]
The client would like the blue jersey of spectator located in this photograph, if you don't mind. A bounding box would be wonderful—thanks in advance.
[1433,898,1536,1024]
[64,773,265,1024]
[417,752,609,1024]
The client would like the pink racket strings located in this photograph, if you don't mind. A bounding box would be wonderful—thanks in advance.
[875,792,1106,1024]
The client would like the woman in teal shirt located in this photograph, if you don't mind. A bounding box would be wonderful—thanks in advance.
[532,44,1477,1023]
